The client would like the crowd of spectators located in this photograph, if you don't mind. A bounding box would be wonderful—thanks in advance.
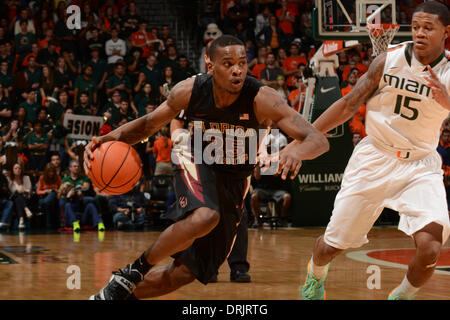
[0,0,448,233]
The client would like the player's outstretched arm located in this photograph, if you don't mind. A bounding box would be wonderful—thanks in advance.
[313,52,386,134]
[84,77,194,172]
[254,86,329,179]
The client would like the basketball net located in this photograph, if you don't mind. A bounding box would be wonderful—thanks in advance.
[366,23,399,57]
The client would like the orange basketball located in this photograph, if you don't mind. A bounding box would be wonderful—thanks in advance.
[88,141,143,195]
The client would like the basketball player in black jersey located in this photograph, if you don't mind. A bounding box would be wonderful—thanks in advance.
[85,35,329,300]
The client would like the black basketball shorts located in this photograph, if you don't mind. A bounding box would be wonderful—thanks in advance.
[166,154,251,284]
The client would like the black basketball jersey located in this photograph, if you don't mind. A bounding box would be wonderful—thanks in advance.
[185,73,265,177]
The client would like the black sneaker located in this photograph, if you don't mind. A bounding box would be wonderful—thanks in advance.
[89,264,144,300]
[230,270,251,283]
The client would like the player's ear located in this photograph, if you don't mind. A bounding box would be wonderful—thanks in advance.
[444,25,450,41]
[207,60,214,73]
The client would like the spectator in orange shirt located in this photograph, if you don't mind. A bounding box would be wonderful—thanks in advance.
[275,0,297,45]
[130,20,161,59]
[282,42,307,90]
[153,126,173,176]
[37,163,62,229]
[342,59,357,82]
[341,72,367,138]
[250,52,266,80]
[288,74,306,113]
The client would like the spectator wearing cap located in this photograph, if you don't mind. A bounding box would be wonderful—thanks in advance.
[74,65,97,108]
[282,42,307,90]
[106,61,132,100]
[105,28,127,64]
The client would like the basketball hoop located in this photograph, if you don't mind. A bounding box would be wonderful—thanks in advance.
[366,23,399,57]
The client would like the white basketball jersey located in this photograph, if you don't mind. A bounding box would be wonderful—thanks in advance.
[365,41,450,154]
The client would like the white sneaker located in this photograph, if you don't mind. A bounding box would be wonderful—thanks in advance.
[25,207,33,219]
[18,219,25,230]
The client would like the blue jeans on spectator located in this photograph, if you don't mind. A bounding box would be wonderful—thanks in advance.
[38,191,59,228]
[0,199,14,226]
[113,211,145,230]
[64,196,103,228]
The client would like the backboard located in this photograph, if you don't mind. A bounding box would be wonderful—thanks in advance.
[313,0,413,41]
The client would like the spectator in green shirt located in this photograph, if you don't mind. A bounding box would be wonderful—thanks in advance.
[14,20,36,65]
[140,54,162,100]
[87,47,108,92]
[0,61,13,96]
[74,65,97,108]
[106,61,132,100]
[18,89,40,124]
[26,121,49,171]
[74,92,92,116]
[24,55,42,91]
[60,160,105,232]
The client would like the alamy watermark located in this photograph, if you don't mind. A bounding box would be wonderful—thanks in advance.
[171,125,282,175]
[66,5,81,30]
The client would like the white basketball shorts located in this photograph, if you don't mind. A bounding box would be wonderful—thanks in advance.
[324,136,450,250]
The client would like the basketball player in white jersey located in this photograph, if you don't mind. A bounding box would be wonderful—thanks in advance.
[302,1,450,300]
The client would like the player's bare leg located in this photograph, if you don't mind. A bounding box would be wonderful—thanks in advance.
[90,207,219,300]
[134,260,196,299]
[302,235,343,300]
[389,222,443,300]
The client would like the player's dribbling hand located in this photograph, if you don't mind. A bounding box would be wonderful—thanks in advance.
[277,141,303,180]
[84,136,102,174]
[424,65,450,111]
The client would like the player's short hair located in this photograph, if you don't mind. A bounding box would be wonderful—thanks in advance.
[413,1,449,26]
[208,35,244,61]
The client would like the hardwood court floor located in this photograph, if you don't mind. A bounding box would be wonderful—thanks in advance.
[0,227,448,300]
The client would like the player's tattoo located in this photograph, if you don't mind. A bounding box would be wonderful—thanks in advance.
[289,113,304,126]
[273,99,285,109]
